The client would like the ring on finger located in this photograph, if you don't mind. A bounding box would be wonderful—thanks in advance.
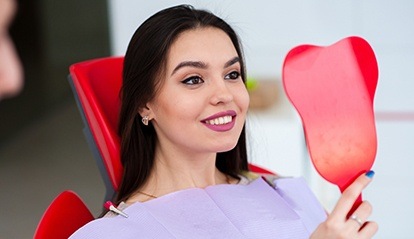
[350,214,363,226]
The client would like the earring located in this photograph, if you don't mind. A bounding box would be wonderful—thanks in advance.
[141,116,149,126]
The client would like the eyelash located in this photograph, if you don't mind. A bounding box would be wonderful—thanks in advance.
[181,76,204,85]
[181,71,241,85]
[225,71,241,80]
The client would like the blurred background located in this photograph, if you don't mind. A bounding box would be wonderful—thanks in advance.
[1,0,413,238]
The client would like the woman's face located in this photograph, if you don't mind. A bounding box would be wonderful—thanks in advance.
[145,27,249,156]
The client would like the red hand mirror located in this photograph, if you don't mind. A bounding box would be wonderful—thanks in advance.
[282,36,378,207]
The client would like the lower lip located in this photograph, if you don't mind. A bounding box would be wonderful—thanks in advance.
[203,118,236,132]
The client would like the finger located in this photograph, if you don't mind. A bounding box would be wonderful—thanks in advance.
[358,221,379,238]
[330,170,375,219]
[347,201,373,229]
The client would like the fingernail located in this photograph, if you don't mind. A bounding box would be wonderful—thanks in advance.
[365,170,375,178]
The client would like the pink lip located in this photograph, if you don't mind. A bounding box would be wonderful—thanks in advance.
[201,110,237,132]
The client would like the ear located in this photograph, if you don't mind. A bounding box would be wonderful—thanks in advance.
[138,104,154,119]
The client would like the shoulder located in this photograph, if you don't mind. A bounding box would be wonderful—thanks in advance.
[70,215,160,239]
[69,217,120,238]
[270,176,327,230]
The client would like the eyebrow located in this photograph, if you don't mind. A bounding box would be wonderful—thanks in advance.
[171,56,240,76]
[224,56,240,68]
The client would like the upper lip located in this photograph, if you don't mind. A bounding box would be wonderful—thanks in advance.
[201,110,237,122]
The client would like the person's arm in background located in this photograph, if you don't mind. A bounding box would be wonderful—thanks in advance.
[0,0,23,99]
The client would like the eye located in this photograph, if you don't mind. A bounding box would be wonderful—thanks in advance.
[181,76,204,85]
[225,71,241,80]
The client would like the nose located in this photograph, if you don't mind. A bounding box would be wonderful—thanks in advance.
[210,79,233,105]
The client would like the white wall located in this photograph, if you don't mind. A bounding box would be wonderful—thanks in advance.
[107,1,414,238]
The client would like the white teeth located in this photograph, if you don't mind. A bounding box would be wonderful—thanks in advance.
[206,116,232,125]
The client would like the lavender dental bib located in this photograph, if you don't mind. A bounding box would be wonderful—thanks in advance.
[70,177,326,238]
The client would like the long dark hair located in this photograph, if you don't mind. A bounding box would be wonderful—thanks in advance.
[117,4,248,203]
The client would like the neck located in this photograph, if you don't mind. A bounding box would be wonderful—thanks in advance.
[155,149,227,187]
[127,148,230,203]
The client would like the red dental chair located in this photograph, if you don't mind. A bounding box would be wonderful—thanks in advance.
[69,56,124,202]
[34,191,94,239]
[34,56,274,238]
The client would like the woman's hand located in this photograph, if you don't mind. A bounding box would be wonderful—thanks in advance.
[310,171,378,239]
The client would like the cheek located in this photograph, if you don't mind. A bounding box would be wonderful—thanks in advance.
[153,92,199,121]
[236,86,250,112]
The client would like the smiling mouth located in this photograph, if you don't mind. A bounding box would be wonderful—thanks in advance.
[204,116,233,125]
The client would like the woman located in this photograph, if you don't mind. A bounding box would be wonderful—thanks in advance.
[71,5,377,238]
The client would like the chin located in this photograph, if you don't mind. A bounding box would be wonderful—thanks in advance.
[215,141,238,153]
